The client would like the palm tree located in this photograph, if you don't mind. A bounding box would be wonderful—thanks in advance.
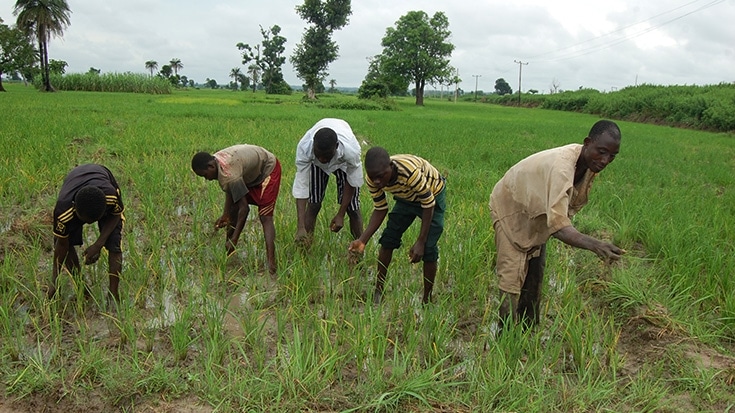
[169,58,183,76]
[230,67,241,90]
[328,78,337,93]
[14,0,72,92]
[246,63,260,93]
[145,60,158,77]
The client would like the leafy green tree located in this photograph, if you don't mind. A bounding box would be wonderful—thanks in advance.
[328,78,337,93]
[13,0,72,92]
[48,58,65,74]
[159,64,172,78]
[145,60,158,77]
[291,0,351,100]
[357,54,408,99]
[205,78,218,89]
[87,67,99,75]
[169,58,182,76]
[0,20,37,92]
[494,78,512,95]
[377,11,454,105]
[246,63,260,93]
[237,25,290,94]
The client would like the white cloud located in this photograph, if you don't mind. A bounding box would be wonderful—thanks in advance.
[1,0,732,92]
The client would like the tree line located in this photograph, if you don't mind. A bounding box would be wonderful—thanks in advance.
[2,0,463,106]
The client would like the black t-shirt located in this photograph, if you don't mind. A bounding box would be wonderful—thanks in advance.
[53,164,124,238]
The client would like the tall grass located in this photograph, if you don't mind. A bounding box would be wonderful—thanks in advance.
[35,72,173,94]
[1,83,734,411]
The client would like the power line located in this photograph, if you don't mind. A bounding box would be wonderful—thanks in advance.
[529,0,726,63]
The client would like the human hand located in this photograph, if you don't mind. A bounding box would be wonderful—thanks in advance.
[348,240,365,254]
[596,242,626,265]
[295,228,312,249]
[215,216,230,230]
[83,244,102,265]
[347,240,364,266]
[408,242,424,264]
[330,215,344,233]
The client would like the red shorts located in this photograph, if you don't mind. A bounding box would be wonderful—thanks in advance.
[246,160,281,216]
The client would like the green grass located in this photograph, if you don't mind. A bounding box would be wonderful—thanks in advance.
[1,83,735,412]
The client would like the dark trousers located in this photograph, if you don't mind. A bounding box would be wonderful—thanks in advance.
[518,243,546,327]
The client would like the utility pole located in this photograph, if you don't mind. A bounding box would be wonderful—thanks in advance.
[514,60,528,105]
[454,68,459,103]
[472,74,481,102]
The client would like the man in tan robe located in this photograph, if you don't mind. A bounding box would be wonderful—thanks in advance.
[490,120,625,329]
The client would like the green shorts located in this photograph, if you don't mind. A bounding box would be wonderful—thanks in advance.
[378,187,445,262]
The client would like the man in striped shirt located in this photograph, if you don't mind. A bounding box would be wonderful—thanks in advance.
[349,147,446,304]
[51,164,124,303]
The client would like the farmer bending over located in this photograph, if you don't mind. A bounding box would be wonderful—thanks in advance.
[489,119,625,331]
[51,164,124,304]
[192,144,281,275]
[349,146,446,305]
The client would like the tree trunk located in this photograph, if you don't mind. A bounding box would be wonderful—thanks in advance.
[0,75,6,92]
[415,78,425,106]
[40,39,54,92]
[307,87,316,100]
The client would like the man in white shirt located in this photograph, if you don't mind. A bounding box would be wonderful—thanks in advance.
[293,118,364,246]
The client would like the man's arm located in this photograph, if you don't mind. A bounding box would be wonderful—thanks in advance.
[53,236,71,278]
[216,191,235,229]
[295,198,309,239]
[83,214,121,264]
[331,183,356,232]
[552,225,625,263]
[409,205,434,263]
[227,199,249,254]
[349,208,387,252]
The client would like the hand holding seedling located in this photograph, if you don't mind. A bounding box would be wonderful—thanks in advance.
[83,244,102,265]
[408,241,424,264]
[330,215,344,232]
[294,228,312,249]
[600,244,626,265]
[347,240,364,266]
[214,216,230,230]
[348,240,365,254]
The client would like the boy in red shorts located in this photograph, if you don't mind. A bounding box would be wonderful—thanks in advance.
[192,144,281,275]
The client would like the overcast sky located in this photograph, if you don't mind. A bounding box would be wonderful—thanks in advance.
[2,0,733,93]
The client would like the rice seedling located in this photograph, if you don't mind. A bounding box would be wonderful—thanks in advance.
[2,83,735,411]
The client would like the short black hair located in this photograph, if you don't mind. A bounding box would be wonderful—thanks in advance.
[74,186,107,222]
[191,151,214,171]
[313,128,338,154]
[588,120,621,142]
[364,146,391,173]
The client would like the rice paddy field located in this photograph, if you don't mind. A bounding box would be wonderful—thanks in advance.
[1,83,734,412]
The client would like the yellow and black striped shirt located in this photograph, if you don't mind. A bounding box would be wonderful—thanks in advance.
[367,154,444,211]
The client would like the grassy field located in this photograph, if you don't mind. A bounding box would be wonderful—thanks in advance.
[1,83,734,412]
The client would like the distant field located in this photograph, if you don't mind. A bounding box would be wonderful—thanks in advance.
[1,84,734,412]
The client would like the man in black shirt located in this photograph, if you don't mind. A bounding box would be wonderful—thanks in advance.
[51,164,124,304]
